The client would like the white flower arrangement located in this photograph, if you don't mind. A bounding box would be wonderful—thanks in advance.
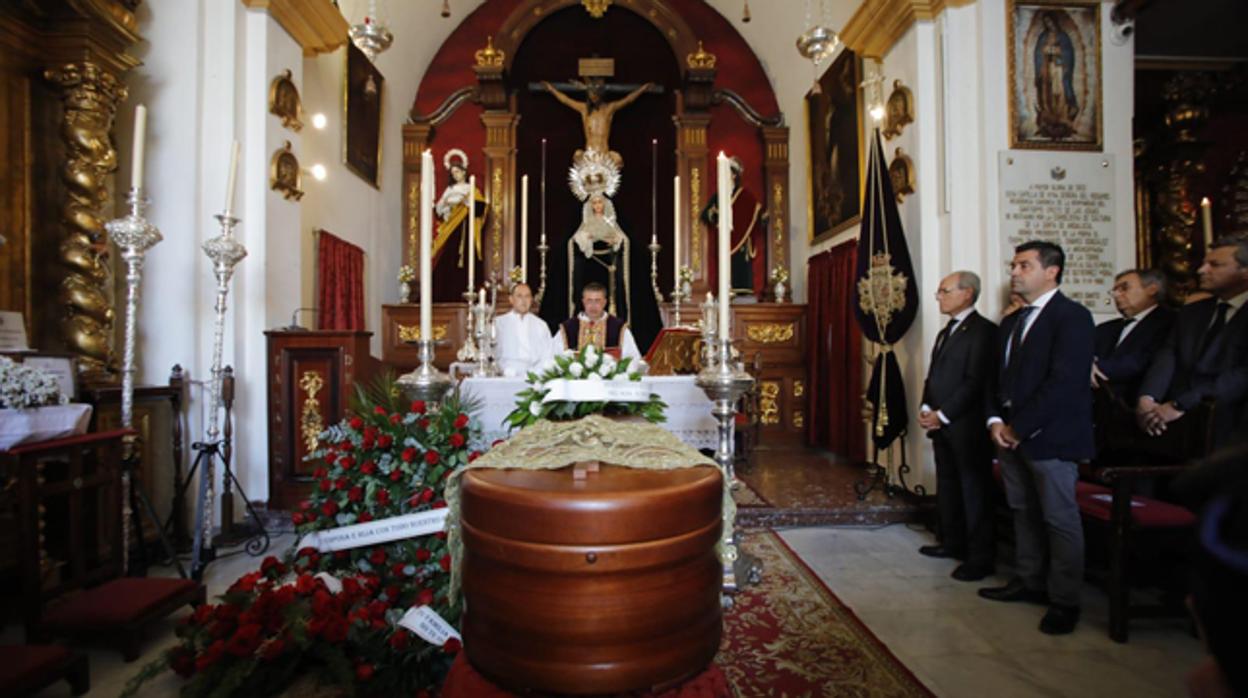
[397,264,416,283]
[506,344,664,429]
[0,357,69,410]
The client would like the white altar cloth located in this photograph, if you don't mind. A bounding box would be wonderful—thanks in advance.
[459,375,719,450]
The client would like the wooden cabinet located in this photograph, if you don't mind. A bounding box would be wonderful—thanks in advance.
[380,303,475,370]
[265,331,378,510]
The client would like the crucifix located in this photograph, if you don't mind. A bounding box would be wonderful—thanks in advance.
[531,57,663,169]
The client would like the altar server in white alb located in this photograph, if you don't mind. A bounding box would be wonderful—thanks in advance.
[495,283,554,377]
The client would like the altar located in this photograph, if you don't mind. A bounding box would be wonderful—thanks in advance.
[459,375,718,450]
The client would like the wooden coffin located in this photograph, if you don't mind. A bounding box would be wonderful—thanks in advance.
[460,463,723,695]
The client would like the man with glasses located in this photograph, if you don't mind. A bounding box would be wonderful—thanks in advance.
[917,271,997,581]
[1093,269,1174,404]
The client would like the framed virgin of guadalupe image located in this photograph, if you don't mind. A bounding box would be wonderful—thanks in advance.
[806,48,863,244]
[1007,0,1102,151]
[344,42,383,187]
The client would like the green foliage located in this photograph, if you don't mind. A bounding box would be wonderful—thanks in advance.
[505,344,667,429]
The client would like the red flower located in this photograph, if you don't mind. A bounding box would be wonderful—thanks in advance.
[401,447,417,463]
[259,635,287,661]
[443,637,462,654]
[339,456,355,471]
[389,469,403,482]
[347,486,363,502]
[356,663,375,681]
[439,554,451,572]
[334,550,349,560]
[358,512,373,523]
[323,616,349,643]
[420,487,435,503]
[389,413,402,425]
[321,500,338,517]
[334,477,349,491]
[383,584,401,603]
[291,512,305,526]
[369,548,387,565]
[312,467,328,479]
[419,418,430,429]
[389,629,410,650]
[432,500,447,509]
[468,450,481,463]
[195,640,226,673]
[338,441,353,452]
[300,500,314,511]
[391,562,407,577]
[425,450,440,466]
[260,556,286,577]
[348,416,364,430]
[410,400,427,414]
[374,488,390,506]
[225,623,264,657]
[318,479,331,493]
[324,454,337,467]
[416,548,431,562]
[454,413,470,429]
[360,460,377,475]
[373,406,387,416]
[168,647,195,677]
[377,434,393,449]
[418,588,434,606]
[449,432,466,448]
[229,571,262,594]
[295,573,319,595]
[297,547,318,559]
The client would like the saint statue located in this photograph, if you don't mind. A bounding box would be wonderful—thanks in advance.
[432,149,485,285]
[701,157,765,298]
[540,78,654,169]
[569,192,631,322]
[1033,11,1078,139]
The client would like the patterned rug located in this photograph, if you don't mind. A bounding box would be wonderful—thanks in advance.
[718,532,933,697]
[732,479,771,508]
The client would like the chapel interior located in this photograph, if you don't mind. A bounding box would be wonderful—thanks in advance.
[1,0,1247,696]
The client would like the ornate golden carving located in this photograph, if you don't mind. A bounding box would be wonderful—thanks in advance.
[299,371,325,453]
[690,166,702,272]
[687,41,717,70]
[857,252,910,328]
[44,61,125,379]
[793,380,804,398]
[889,147,915,203]
[772,181,785,247]
[408,180,420,267]
[268,69,303,131]
[883,79,914,139]
[759,381,781,425]
[398,324,448,342]
[491,166,504,272]
[793,410,805,429]
[270,141,304,201]
[747,323,795,344]
[474,36,505,68]
[582,0,612,18]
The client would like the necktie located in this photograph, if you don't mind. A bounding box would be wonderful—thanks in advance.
[1114,316,1137,348]
[1006,306,1036,369]
[1197,302,1231,359]
[933,317,958,358]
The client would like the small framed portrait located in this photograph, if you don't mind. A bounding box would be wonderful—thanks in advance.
[888,147,915,203]
[270,141,304,202]
[344,43,384,188]
[882,80,914,140]
[269,69,303,131]
[806,48,864,244]
[1008,0,1102,151]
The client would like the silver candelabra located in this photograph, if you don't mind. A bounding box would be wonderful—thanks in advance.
[471,289,498,377]
[397,338,453,406]
[105,187,163,573]
[534,237,550,309]
[648,239,664,307]
[456,290,478,363]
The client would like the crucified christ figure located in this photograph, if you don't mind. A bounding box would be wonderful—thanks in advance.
[539,78,655,169]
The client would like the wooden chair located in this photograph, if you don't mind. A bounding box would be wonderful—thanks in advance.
[1,430,205,661]
[1083,389,1212,643]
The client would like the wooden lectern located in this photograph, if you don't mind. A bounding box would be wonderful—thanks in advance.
[265,330,378,510]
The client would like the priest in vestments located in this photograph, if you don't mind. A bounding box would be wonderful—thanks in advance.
[701,157,765,298]
[554,282,642,362]
[495,283,554,377]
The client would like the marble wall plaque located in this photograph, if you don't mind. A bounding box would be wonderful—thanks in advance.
[999,151,1115,312]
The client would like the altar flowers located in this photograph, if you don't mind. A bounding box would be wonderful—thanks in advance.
[505,343,665,429]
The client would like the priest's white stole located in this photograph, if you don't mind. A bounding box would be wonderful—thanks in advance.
[296,509,449,553]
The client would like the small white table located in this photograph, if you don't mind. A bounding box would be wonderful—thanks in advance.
[459,375,719,450]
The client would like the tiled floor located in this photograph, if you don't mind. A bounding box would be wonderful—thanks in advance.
[779,524,1205,698]
[9,525,1204,696]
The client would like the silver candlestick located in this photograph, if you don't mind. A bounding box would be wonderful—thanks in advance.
[105,187,163,573]
[534,237,550,309]
[397,338,453,406]
[456,290,478,363]
[648,239,664,306]
[471,291,498,377]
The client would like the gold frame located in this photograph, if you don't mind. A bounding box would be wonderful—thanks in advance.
[806,48,866,245]
[268,68,303,131]
[1006,0,1103,151]
[270,141,304,201]
[882,79,913,140]
[343,42,384,189]
[888,147,915,203]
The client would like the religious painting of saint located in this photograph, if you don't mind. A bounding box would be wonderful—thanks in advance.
[344,43,383,187]
[806,48,863,244]
[1008,1,1102,151]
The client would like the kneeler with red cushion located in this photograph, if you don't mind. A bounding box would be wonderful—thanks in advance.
[0,644,89,697]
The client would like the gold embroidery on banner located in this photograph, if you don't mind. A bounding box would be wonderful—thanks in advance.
[298,371,325,453]
[747,323,795,344]
[398,324,448,342]
[690,166,702,272]
[857,251,910,328]
[759,381,781,425]
[793,380,805,398]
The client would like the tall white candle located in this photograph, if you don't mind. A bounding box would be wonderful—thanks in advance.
[521,174,529,279]
[131,104,147,191]
[716,153,732,339]
[1201,197,1213,247]
[224,140,240,215]
[673,175,681,288]
[468,175,476,294]
[420,150,435,340]
[479,288,486,306]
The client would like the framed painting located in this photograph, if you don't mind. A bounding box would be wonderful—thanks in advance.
[806,48,864,244]
[344,42,383,187]
[1008,0,1102,151]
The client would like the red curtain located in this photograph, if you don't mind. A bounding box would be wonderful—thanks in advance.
[317,230,365,331]
[806,241,866,462]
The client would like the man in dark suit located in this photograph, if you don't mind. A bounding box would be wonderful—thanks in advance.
[1093,269,1174,404]
[1138,239,1248,446]
[917,271,997,581]
[979,241,1094,636]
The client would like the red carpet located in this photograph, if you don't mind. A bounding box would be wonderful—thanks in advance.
[718,532,934,697]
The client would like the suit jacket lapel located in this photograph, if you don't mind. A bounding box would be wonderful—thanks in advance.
[1184,300,1217,364]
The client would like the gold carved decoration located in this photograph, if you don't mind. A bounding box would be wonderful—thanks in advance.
[747,323,795,344]
[491,166,504,272]
[882,79,914,139]
[268,69,303,131]
[687,41,717,70]
[270,141,304,201]
[793,380,805,398]
[889,147,915,203]
[857,251,910,327]
[398,324,448,342]
[772,181,785,247]
[690,166,702,272]
[759,381,781,425]
[408,180,420,268]
[45,61,126,379]
[240,0,349,56]
[474,36,505,68]
[299,371,325,453]
[582,0,612,18]
[793,410,805,429]
[841,0,975,58]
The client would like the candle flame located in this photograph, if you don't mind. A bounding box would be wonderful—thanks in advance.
[1201,197,1211,206]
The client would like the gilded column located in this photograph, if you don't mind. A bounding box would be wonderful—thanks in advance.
[44,62,126,379]
[674,114,710,294]
[762,125,790,298]
[482,111,519,283]
[402,122,433,270]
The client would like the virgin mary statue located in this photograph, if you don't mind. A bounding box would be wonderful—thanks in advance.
[568,192,630,322]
